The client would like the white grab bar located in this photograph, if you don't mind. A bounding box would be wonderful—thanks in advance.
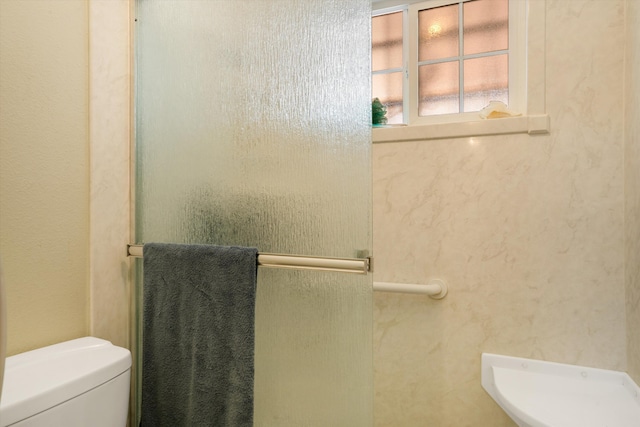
[373,279,448,299]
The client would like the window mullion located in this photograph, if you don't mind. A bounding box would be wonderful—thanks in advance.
[402,6,409,124]
[372,67,405,76]
[458,0,464,114]
[407,4,418,125]
[417,49,509,67]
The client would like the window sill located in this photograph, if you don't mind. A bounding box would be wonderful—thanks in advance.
[372,114,550,143]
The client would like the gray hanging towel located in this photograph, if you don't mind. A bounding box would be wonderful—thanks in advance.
[140,243,258,427]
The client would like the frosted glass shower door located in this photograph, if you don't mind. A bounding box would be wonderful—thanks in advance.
[134,1,372,425]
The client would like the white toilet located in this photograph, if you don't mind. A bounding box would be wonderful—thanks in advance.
[0,337,131,427]
[482,353,640,427]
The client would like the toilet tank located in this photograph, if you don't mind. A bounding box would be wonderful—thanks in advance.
[0,337,131,427]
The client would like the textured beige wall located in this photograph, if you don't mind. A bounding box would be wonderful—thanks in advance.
[88,0,131,351]
[0,0,89,355]
[373,1,626,425]
[625,0,640,384]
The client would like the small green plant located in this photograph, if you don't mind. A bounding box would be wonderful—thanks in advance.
[372,98,387,126]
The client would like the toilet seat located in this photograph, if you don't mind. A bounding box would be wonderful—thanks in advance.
[482,353,640,427]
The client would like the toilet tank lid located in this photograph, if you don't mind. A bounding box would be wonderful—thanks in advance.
[0,337,131,426]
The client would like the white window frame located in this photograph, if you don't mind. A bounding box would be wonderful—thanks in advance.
[372,4,409,122]
[372,0,549,143]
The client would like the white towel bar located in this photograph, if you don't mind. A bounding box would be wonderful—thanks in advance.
[373,279,448,299]
[127,244,372,274]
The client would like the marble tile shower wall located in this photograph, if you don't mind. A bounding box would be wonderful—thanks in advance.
[625,0,640,384]
[372,1,627,425]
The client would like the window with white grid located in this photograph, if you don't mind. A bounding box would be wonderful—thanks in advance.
[372,0,526,127]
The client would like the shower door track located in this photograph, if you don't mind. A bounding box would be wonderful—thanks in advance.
[127,244,372,274]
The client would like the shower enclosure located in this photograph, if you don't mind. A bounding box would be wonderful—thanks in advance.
[133,1,372,425]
